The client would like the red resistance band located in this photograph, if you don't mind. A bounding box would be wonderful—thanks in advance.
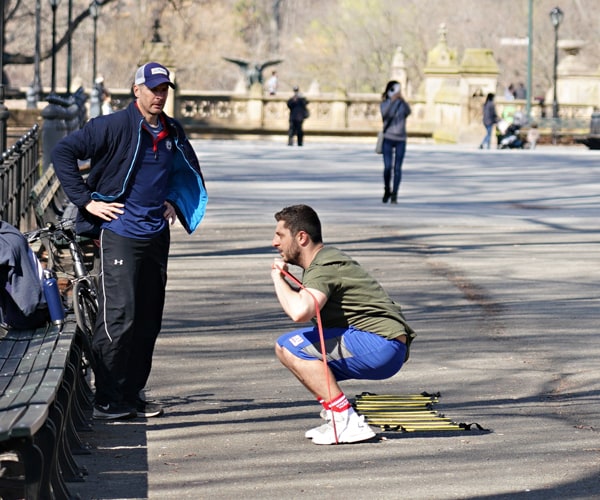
[277,266,339,443]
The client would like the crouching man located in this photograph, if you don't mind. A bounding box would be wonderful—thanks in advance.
[270,204,415,444]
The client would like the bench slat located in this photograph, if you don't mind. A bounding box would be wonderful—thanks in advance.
[0,358,23,393]
[10,404,51,439]
[0,326,59,409]
[30,164,70,227]
[0,406,26,442]
[0,337,31,359]
[30,166,56,199]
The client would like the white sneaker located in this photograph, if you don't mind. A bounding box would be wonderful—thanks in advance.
[311,411,376,445]
[305,409,332,439]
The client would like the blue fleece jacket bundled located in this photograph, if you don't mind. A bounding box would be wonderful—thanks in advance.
[0,221,48,329]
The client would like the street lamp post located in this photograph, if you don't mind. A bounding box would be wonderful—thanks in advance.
[0,1,8,152]
[49,0,62,94]
[549,7,563,120]
[89,1,101,118]
[32,0,42,104]
[90,1,99,85]
[526,0,533,121]
[66,0,72,94]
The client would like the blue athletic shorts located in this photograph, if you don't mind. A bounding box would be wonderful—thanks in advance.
[276,325,406,381]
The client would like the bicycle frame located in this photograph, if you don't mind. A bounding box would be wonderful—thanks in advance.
[26,219,99,374]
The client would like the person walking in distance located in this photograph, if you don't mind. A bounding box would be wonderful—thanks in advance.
[380,80,411,204]
[479,93,499,150]
[287,86,309,146]
[270,205,416,444]
[52,62,208,420]
[266,71,278,95]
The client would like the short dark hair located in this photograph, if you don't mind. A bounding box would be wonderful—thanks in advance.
[274,204,322,243]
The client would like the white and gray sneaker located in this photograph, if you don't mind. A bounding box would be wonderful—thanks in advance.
[311,411,376,445]
[305,409,332,439]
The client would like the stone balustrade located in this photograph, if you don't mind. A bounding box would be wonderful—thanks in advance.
[5,87,595,144]
[104,88,592,142]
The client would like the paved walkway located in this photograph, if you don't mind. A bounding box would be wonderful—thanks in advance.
[70,140,600,500]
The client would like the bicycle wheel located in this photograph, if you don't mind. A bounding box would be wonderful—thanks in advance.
[72,278,99,374]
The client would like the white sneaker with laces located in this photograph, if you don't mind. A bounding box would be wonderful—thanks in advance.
[311,411,376,445]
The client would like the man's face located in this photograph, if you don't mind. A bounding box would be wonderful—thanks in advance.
[272,220,301,266]
[134,83,169,117]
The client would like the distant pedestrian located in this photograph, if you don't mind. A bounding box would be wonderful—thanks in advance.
[479,93,499,150]
[287,86,309,146]
[504,84,516,100]
[94,75,114,115]
[527,123,540,149]
[515,83,527,100]
[267,71,278,95]
[380,80,411,203]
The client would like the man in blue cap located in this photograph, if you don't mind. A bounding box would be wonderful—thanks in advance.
[53,62,208,420]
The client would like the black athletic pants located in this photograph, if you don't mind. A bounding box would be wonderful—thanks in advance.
[93,228,170,406]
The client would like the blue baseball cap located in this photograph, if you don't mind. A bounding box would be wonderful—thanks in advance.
[134,62,175,89]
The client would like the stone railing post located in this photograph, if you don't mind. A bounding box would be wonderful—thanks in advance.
[331,90,348,128]
[246,83,264,127]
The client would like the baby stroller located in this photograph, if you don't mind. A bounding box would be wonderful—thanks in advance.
[497,112,525,149]
[498,122,524,149]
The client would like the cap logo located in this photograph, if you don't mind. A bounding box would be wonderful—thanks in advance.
[151,68,168,76]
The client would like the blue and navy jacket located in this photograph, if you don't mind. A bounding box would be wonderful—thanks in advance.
[51,101,208,237]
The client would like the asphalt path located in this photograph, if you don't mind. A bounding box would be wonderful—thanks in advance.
[69,140,599,499]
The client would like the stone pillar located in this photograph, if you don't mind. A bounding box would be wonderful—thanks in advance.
[330,89,348,128]
[547,40,600,108]
[246,83,264,126]
[422,24,500,144]
[459,48,500,128]
[390,46,410,97]
[422,23,460,124]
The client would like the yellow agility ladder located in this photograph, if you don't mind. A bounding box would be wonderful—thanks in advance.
[354,392,489,433]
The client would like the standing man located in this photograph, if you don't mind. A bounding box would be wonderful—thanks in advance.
[287,86,309,146]
[52,62,208,420]
[270,205,415,444]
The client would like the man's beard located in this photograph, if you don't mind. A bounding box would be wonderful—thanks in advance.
[283,244,301,267]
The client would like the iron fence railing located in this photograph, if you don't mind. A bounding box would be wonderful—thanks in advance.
[0,124,40,229]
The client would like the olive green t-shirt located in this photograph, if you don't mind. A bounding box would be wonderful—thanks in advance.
[302,246,415,342]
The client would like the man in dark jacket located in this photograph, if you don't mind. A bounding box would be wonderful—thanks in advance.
[287,86,309,146]
[52,62,208,420]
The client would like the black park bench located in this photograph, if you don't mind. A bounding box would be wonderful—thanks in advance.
[0,321,93,499]
[30,164,71,229]
[29,164,98,271]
